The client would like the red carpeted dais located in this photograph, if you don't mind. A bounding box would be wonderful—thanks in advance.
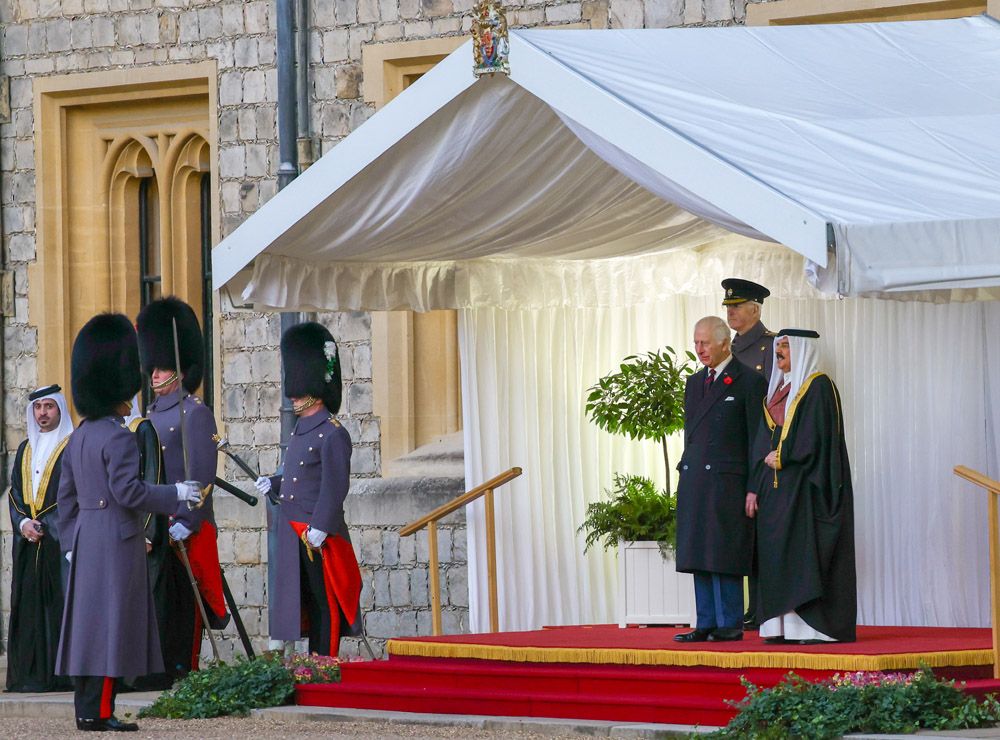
[387,625,994,671]
[296,626,998,727]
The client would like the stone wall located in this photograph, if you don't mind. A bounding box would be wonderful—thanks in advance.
[0,0,771,656]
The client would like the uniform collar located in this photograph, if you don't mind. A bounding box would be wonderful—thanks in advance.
[295,409,332,434]
[736,320,767,345]
[149,387,183,412]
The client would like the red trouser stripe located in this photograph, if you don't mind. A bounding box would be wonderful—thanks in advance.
[100,677,114,719]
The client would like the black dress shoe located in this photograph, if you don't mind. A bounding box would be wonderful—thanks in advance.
[104,717,139,732]
[76,717,139,732]
[796,639,832,645]
[708,627,744,642]
[743,612,757,629]
[763,636,790,644]
[673,628,713,643]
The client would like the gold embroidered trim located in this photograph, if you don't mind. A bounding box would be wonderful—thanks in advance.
[23,437,69,519]
[772,372,825,490]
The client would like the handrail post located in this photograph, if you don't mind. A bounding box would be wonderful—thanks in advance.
[398,466,522,638]
[989,492,1000,679]
[954,465,1000,679]
[428,521,443,636]
[485,488,499,633]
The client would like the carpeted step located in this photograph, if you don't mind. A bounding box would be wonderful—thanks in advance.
[296,680,740,726]
[335,658,797,701]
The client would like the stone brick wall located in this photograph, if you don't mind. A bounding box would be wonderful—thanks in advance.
[0,0,773,657]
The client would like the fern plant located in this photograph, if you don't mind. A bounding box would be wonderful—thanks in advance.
[578,473,677,553]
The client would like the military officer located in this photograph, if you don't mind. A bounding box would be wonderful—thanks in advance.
[721,278,775,629]
[254,322,362,656]
[723,278,775,379]
[137,297,228,678]
[56,313,202,732]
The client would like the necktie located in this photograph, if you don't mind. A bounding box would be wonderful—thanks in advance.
[703,368,716,396]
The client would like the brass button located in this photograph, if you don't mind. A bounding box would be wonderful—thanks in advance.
[756,365,762,371]
[98,499,106,508]
[299,461,304,466]
[289,495,295,500]
[308,447,313,452]
[161,445,167,450]
[292,477,297,482]
[318,433,324,438]
[169,427,175,432]
[760,345,766,351]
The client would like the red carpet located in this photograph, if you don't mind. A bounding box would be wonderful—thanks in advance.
[295,625,998,727]
[388,625,994,671]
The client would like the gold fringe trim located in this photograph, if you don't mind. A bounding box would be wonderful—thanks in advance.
[386,640,994,672]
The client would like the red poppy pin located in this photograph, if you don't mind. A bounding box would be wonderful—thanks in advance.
[723,376,733,385]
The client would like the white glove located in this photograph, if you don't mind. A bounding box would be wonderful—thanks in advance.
[65,551,72,564]
[175,481,204,503]
[254,476,272,495]
[306,527,327,549]
[169,521,192,541]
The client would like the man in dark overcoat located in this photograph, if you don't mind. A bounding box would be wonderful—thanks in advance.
[137,297,228,678]
[254,322,362,656]
[56,313,202,732]
[674,316,766,643]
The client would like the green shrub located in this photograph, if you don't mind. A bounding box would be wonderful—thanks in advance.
[578,473,676,553]
[712,667,1000,739]
[139,655,295,719]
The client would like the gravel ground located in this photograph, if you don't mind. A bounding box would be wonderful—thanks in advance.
[0,715,589,738]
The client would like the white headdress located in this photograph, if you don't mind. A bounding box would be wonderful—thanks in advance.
[25,385,74,498]
[766,330,821,410]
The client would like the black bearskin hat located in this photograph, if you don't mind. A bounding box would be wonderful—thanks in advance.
[281,322,342,414]
[136,296,204,393]
[71,313,142,419]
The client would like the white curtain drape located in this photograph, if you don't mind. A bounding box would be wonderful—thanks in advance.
[461,245,994,633]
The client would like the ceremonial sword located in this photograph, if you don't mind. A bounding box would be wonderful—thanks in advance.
[172,317,222,664]
[213,434,279,506]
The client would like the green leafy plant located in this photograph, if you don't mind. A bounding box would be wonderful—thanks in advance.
[139,655,295,719]
[712,667,1000,739]
[585,347,695,494]
[578,473,677,553]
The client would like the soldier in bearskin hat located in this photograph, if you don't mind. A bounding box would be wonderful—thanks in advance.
[254,322,362,656]
[136,297,228,679]
[56,313,202,732]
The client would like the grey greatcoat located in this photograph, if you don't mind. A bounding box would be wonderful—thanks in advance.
[675,359,766,576]
[55,416,179,678]
[731,321,775,379]
[267,411,355,641]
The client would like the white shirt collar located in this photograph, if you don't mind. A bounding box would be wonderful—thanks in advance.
[709,353,734,376]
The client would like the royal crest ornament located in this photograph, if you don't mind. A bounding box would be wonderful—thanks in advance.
[472,1,510,77]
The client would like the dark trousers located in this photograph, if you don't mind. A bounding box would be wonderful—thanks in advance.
[693,572,743,630]
[299,541,333,656]
[74,676,117,720]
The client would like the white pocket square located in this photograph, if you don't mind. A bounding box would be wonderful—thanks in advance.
[724,396,735,401]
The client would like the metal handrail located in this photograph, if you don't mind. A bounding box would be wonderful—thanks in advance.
[400,466,522,635]
[954,465,1000,678]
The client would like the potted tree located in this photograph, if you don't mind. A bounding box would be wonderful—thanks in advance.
[581,348,696,627]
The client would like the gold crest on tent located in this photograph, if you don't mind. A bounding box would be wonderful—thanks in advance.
[472,1,510,77]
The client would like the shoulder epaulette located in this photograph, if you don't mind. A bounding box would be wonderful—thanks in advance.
[329,417,341,428]
[764,330,777,337]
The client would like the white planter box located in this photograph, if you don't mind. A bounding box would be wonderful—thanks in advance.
[618,540,695,628]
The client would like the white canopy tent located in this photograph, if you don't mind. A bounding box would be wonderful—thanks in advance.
[215,16,1000,632]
